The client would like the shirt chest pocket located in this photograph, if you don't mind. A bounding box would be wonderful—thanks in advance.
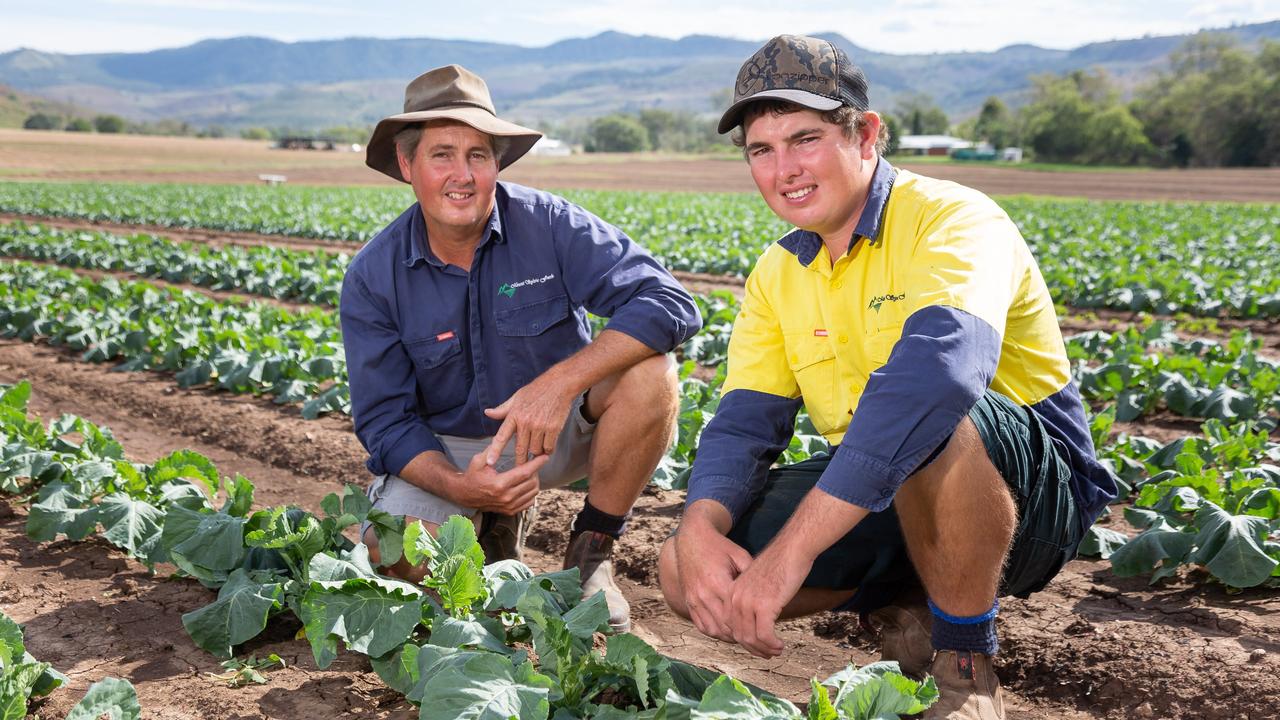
[784,335,841,434]
[403,334,469,412]
[495,295,571,337]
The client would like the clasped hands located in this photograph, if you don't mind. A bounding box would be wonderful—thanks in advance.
[444,374,576,515]
[675,514,816,659]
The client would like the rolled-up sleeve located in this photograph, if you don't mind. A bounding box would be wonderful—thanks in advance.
[340,268,444,476]
[551,201,701,352]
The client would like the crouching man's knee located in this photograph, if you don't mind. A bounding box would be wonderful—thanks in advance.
[364,520,432,584]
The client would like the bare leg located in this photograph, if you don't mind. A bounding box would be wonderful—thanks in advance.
[581,354,679,515]
[893,418,1016,617]
[363,516,452,584]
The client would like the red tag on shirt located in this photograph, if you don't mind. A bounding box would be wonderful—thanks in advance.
[436,331,455,341]
[813,329,829,337]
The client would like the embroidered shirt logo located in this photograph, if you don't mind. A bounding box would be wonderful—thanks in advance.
[868,293,905,312]
[498,274,555,298]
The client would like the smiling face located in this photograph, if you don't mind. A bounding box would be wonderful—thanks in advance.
[742,107,880,248]
[397,120,499,245]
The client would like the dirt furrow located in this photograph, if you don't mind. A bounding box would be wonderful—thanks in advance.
[1,339,1277,718]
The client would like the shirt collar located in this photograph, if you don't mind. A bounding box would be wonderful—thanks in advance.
[777,156,898,268]
[401,192,506,269]
[853,156,896,242]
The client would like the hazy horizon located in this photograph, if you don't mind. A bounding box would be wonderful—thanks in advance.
[3,0,1276,57]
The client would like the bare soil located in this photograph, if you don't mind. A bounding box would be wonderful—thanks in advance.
[1,339,1277,719]
[4,128,1280,202]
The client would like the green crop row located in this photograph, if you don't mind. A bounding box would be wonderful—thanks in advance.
[0,261,349,417]
[1082,415,1280,588]
[1,182,1278,316]
[0,221,350,306]
[0,380,940,719]
[1071,322,1280,428]
[0,259,814,490]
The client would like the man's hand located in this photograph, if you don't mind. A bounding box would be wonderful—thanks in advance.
[674,504,753,642]
[445,451,549,515]
[724,487,870,658]
[726,540,815,658]
[484,372,578,465]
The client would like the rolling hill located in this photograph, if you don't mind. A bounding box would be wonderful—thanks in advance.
[1,21,1276,130]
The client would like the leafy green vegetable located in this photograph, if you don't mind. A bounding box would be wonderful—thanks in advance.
[181,569,285,659]
[64,677,141,720]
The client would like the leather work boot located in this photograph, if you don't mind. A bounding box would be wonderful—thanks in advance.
[923,650,1005,720]
[563,530,631,633]
[477,503,537,564]
[864,595,934,677]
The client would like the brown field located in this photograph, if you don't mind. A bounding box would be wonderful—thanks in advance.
[2,126,1280,720]
[3,341,1276,720]
[4,127,1280,201]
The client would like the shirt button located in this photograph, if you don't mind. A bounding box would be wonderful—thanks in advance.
[838,334,848,343]
[832,280,843,289]
[790,353,799,363]
[532,322,540,330]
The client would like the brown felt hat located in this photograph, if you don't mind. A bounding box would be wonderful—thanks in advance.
[366,65,542,183]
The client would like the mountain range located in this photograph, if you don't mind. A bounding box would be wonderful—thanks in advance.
[1,21,1277,131]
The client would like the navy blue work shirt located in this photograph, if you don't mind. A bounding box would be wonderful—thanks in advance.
[340,181,702,477]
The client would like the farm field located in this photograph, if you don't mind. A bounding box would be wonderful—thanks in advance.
[5,128,1280,202]
[0,175,1277,720]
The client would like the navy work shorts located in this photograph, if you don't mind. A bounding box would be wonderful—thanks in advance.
[726,390,1082,612]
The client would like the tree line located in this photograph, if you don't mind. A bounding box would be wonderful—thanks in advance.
[958,36,1279,167]
[21,35,1278,167]
[561,36,1277,167]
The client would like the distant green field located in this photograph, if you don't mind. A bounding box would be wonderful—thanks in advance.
[1,181,1277,316]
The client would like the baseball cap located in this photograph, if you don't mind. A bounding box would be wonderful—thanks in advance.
[717,34,870,134]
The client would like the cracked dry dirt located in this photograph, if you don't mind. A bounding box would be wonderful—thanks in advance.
[0,340,1277,719]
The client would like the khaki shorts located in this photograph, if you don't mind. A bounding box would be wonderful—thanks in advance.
[363,392,596,528]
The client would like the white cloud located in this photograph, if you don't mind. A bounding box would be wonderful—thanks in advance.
[0,0,1274,55]
[100,0,365,16]
[0,16,228,54]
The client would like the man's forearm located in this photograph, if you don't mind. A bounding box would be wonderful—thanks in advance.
[397,449,463,502]
[768,488,870,562]
[680,498,734,536]
[541,328,657,396]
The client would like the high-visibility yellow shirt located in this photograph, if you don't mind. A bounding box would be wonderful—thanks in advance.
[687,159,1116,530]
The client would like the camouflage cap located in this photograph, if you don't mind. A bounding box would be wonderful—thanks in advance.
[717,34,870,134]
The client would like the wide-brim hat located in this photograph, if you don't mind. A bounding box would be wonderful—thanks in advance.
[366,64,542,183]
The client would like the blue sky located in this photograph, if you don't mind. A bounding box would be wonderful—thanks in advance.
[1,0,1275,55]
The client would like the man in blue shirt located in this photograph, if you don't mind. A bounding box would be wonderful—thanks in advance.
[342,65,701,633]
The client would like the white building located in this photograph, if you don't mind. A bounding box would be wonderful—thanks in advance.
[897,134,974,156]
[530,137,572,156]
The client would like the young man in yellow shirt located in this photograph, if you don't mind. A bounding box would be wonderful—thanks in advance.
[658,35,1117,720]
